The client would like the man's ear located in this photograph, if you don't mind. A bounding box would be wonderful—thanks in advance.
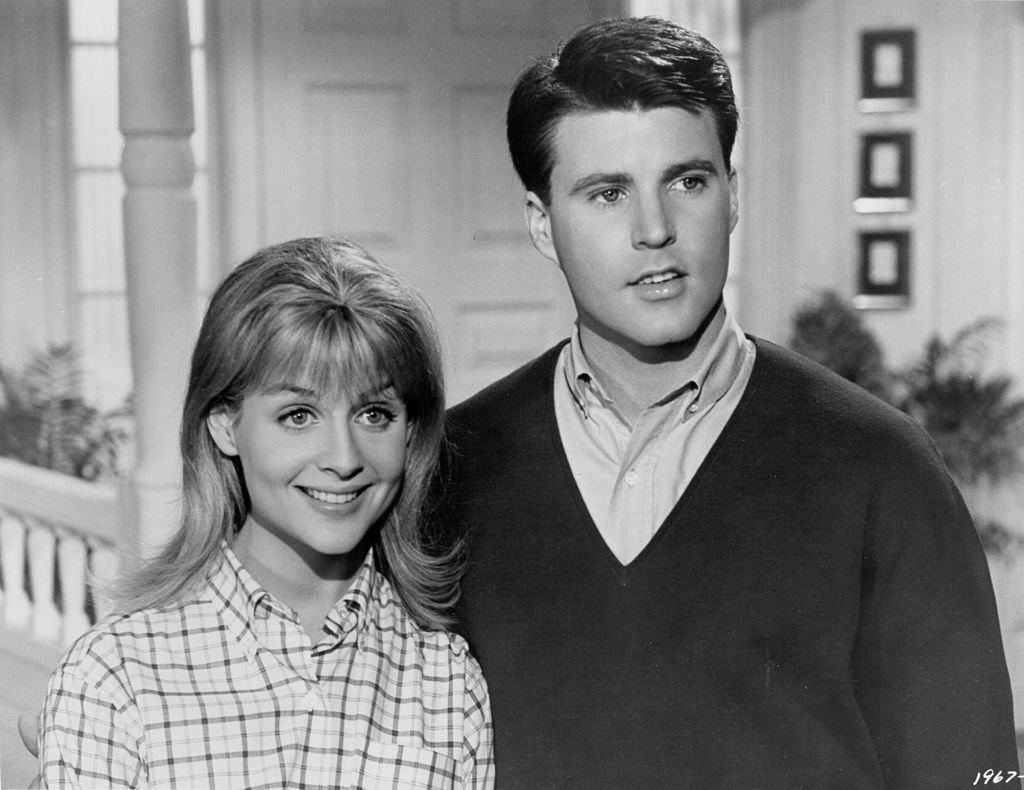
[728,169,739,233]
[207,409,240,457]
[524,191,559,265]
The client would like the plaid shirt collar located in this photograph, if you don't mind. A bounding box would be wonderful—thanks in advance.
[208,541,381,654]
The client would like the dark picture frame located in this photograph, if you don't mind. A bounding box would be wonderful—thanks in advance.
[859,29,916,112]
[854,131,912,213]
[854,230,911,309]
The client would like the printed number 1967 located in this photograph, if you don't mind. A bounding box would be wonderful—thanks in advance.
[974,770,1021,785]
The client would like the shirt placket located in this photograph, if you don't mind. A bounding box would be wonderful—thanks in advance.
[254,598,340,786]
[609,436,659,561]
[607,390,695,563]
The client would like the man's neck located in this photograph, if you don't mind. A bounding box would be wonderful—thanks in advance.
[579,305,726,425]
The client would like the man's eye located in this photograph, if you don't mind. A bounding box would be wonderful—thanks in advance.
[593,187,624,205]
[675,175,707,192]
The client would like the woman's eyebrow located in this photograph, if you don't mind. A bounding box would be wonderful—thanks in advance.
[262,383,318,397]
[358,381,399,400]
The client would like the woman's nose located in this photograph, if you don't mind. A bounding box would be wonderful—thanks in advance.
[317,423,363,478]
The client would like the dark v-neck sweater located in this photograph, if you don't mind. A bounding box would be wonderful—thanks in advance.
[442,337,1016,789]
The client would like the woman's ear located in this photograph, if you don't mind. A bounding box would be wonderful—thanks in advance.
[207,409,240,457]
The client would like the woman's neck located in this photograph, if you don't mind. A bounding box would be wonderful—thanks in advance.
[232,523,363,640]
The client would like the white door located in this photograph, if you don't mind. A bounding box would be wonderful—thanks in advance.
[213,0,621,402]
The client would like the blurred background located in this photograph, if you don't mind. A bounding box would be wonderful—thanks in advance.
[2,0,1023,785]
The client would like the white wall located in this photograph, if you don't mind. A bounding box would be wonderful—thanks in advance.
[739,0,1024,386]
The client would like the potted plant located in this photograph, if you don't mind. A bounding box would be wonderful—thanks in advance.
[0,344,130,481]
[790,292,1024,555]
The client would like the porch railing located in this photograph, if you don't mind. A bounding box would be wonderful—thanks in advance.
[0,457,128,648]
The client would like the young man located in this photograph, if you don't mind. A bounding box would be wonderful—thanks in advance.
[441,16,1018,788]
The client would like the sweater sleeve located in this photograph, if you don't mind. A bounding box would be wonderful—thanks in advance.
[851,419,1018,786]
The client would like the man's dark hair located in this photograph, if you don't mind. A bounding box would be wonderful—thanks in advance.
[506,16,738,204]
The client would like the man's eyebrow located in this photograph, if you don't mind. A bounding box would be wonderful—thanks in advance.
[568,172,632,196]
[663,159,721,180]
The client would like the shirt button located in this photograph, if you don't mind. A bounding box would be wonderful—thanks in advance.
[303,689,320,712]
[688,402,700,413]
[624,469,639,486]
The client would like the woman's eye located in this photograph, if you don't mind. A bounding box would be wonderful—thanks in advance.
[280,408,315,428]
[357,406,396,427]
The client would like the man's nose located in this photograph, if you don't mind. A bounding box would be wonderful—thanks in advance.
[317,423,364,479]
[631,194,677,250]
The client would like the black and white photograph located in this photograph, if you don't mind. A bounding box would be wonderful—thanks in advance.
[1,1,1023,788]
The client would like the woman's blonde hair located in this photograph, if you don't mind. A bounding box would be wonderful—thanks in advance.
[111,237,459,629]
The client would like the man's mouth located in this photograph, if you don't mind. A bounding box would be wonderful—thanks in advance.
[635,270,681,286]
[301,487,360,505]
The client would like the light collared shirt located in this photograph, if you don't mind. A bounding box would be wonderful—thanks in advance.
[40,545,494,790]
[554,311,756,565]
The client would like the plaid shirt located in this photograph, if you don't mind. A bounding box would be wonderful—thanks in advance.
[40,545,494,789]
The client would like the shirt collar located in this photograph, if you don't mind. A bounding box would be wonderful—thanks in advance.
[211,542,380,640]
[324,547,378,638]
[562,308,749,420]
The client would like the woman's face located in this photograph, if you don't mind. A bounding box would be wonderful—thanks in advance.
[207,379,409,571]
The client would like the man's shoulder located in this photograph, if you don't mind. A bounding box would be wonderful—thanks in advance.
[447,340,566,432]
[748,335,936,452]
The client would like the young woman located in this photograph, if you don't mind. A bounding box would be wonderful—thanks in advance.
[38,237,493,789]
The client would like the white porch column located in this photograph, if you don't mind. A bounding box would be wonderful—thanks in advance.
[119,0,196,554]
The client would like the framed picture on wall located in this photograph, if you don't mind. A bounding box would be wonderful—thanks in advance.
[854,230,910,309]
[854,132,912,213]
[859,29,916,112]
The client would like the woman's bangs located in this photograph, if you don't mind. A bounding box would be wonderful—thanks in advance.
[251,309,407,402]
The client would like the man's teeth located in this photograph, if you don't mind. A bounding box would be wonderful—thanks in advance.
[305,488,358,505]
[638,271,678,285]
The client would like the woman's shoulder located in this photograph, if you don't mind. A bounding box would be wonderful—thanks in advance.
[56,597,215,678]
[370,574,478,665]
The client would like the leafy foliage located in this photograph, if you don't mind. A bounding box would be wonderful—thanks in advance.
[895,318,1024,487]
[790,293,1024,554]
[0,344,130,481]
[790,291,892,401]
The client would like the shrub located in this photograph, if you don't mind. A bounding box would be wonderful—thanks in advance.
[0,344,130,481]
[790,292,1024,554]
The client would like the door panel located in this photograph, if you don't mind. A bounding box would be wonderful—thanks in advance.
[215,0,614,402]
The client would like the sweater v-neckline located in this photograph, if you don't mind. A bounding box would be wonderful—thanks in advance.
[541,336,766,586]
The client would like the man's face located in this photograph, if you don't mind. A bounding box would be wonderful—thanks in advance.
[526,107,738,360]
